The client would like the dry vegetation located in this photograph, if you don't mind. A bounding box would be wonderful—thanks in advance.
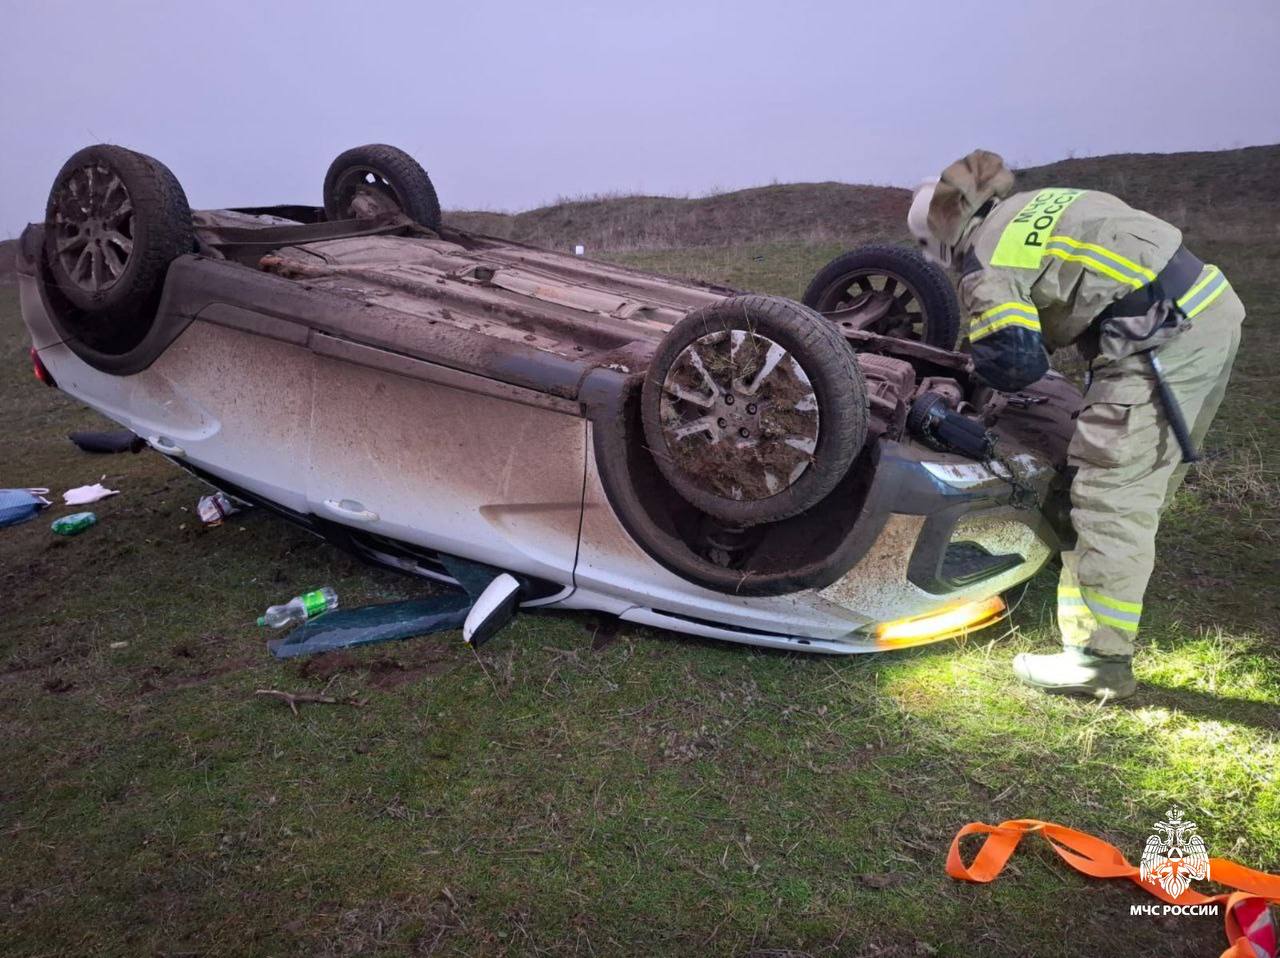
[1018,145,1280,241]
[446,182,911,253]
[447,144,1280,257]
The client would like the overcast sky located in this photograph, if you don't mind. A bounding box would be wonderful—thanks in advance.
[2,0,1278,236]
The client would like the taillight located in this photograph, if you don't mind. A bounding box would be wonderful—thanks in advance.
[31,347,57,388]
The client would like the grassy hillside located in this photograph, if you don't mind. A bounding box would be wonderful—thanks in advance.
[2,146,1277,957]
[446,181,910,252]
[447,144,1280,256]
[1017,144,1280,239]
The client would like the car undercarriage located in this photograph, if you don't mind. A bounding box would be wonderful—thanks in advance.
[18,143,1082,653]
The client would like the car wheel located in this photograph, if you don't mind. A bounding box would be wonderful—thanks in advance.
[802,244,961,348]
[323,144,441,230]
[642,295,869,527]
[43,144,193,350]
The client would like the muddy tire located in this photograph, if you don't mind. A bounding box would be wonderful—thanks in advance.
[323,144,441,230]
[802,244,961,348]
[642,295,868,526]
[43,145,193,348]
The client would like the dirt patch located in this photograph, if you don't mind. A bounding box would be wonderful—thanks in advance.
[295,646,454,689]
[300,893,463,957]
[135,654,258,695]
[585,616,621,652]
[2,626,94,676]
[297,650,361,680]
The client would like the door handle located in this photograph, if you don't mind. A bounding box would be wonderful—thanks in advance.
[147,435,186,458]
[323,498,379,523]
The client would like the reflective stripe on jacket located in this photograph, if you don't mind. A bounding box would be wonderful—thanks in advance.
[959,188,1189,392]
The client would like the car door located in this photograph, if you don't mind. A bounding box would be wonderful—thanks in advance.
[306,335,587,585]
[48,315,318,516]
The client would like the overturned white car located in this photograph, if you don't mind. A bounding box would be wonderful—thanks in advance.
[18,143,1080,652]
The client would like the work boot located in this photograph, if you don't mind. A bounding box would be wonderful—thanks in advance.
[1012,647,1136,702]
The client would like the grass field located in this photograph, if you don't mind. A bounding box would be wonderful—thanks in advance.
[2,148,1278,957]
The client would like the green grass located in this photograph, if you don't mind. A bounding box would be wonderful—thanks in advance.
[1,225,1277,957]
[608,242,851,301]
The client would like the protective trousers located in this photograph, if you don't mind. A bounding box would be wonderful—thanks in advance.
[1058,288,1244,657]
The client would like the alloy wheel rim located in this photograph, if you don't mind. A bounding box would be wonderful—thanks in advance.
[659,329,819,502]
[823,268,926,339]
[51,163,135,293]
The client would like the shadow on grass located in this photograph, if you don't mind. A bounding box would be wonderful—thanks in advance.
[1124,683,1280,732]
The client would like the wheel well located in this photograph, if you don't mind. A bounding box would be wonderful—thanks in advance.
[586,370,896,596]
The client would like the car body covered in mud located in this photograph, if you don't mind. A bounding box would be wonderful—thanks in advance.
[17,144,1081,653]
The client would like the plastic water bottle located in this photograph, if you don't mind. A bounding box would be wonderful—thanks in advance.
[257,586,338,628]
[51,511,97,536]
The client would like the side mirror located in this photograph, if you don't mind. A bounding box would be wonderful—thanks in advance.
[463,573,521,648]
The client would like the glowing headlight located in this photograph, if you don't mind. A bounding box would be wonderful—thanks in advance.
[874,595,1007,648]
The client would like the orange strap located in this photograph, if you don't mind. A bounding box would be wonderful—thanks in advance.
[947,819,1280,958]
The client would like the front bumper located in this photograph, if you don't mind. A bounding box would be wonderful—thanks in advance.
[570,435,1061,654]
[815,442,1059,649]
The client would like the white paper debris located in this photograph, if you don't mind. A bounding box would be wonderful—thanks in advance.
[63,479,119,505]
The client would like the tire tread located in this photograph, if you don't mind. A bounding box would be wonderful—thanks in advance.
[802,244,961,348]
[642,294,869,526]
[323,144,441,230]
[43,144,193,347]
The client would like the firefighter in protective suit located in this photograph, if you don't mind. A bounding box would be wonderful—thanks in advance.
[908,150,1243,701]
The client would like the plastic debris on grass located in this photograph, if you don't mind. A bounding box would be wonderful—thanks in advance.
[63,478,119,505]
[268,596,474,658]
[51,512,97,536]
[268,555,509,659]
[259,587,340,629]
[0,488,51,528]
[198,491,244,526]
